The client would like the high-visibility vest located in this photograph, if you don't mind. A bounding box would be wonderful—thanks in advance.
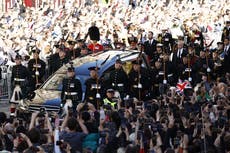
[103,98,116,108]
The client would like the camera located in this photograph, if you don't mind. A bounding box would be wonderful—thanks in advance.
[39,107,46,114]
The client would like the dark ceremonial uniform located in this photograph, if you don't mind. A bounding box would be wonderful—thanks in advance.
[27,58,46,91]
[162,32,174,53]
[84,66,102,108]
[51,54,69,74]
[109,67,128,98]
[196,56,214,83]
[84,77,102,108]
[128,62,151,100]
[11,63,30,103]
[61,75,82,111]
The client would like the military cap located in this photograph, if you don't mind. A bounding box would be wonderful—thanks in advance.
[156,43,163,47]
[67,66,75,72]
[15,53,22,60]
[54,44,60,48]
[88,66,100,71]
[67,40,77,45]
[107,88,115,93]
[128,36,138,44]
[217,42,224,45]
[115,59,123,64]
[77,39,84,43]
[32,48,41,54]
[177,36,184,41]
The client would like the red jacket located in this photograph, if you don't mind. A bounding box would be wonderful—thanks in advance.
[88,43,104,53]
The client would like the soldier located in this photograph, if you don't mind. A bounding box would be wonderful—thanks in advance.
[109,59,128,99]
[50,46,69,74]
[61,65,82,113]
[211,49,223,80]
[84,66,102,108]
[128,60,151,100]
[10,54,30,116]
[152,43,164,64]
[27,49,46,91]
[196,50,214,83]
[87,23,104,53]
[161,28,174,53]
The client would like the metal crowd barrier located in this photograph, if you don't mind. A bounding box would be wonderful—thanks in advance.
[0,65,12,103]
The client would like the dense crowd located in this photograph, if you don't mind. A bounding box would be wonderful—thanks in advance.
[0,0,230,153]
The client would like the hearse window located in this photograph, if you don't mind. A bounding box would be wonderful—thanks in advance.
[42,73,66,90]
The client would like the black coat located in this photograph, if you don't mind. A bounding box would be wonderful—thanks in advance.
[143,39,158,59]
[61,77,82,102]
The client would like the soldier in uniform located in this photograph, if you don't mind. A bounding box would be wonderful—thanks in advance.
[152,43,164,64]
[160,28,174,53]
[211,49,223,80]
[196,50,214,83]
[10,54,30,116]
[61,65,82,113]
[27,49,46,91]
[128,60,151,100]
[84,66,102,109]
[109,59,128,99]
[50,46,69,74]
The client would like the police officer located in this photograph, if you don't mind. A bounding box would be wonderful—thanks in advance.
[103,89,118,110]
[10,54,30,116]
[128,59,151,100]
[84,66,102,109]
[109,59,128,99]
[61,65,82,112]
[27,49,46,91]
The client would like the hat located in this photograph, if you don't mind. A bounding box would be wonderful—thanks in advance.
[128,36,138,44]
[15,54,22,60]
[217,42,224,45]
[77,39,84,43]
[54,44,60,48]
[67,66,75,72]
[88,66,100,71]
[107,88,115,93]
[115,59,122,64]
[177,36,184,41]
[156,43,163,47]
[67,40,76,45]
[32,48,41,54]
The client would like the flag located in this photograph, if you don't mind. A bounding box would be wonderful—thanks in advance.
[176,80,191,95]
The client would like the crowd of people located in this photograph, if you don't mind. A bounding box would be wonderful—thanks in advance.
[0,0,230,153]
